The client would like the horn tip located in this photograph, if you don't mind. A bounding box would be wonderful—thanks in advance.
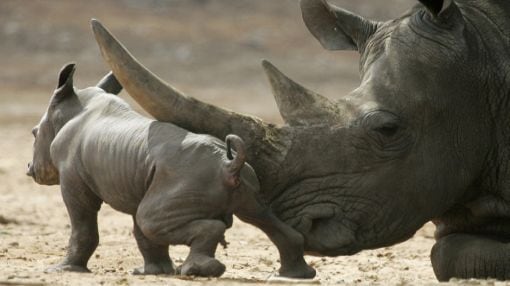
[261,59,282,77]
[90,18,100,26]
[261,60,291,86]
[261,59,275,71]
[90,18,107,36]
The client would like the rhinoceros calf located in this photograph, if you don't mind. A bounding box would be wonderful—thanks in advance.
[26,63,315,278]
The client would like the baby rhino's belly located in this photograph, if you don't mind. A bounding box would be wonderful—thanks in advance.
[93,180,146,215]
[138,188,232,233]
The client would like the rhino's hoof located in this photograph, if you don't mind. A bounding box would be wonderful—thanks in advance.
[133,261,175,275]
[279,264,316,279]
[179,258,226,277]
[45,264,91,273]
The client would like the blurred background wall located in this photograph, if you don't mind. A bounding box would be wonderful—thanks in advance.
[0,0,415,123]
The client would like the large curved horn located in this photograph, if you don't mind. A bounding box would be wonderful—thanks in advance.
[91,19,268,146]
[262,60,346,126]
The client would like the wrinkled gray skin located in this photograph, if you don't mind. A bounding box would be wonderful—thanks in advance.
[91,0,510,281]
[27,63,315,278]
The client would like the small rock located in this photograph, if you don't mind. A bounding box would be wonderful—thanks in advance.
[259,257,273,266]
[0,215,17,225]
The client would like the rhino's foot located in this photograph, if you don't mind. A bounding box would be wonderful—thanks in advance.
[279,263,316,279]
[45,263,91,273]
[133,261,175,275]
[178,256,226,277]
[431,233,510,281]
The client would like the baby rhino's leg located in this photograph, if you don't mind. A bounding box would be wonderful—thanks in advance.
[132,217,175,275]
[136,192,227,277]
[172,219,227,277]
[47,178,101,273]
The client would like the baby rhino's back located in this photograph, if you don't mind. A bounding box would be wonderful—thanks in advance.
[77,95,157,214]
[144,122,233,227]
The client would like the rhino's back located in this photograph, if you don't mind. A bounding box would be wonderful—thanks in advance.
[457,0,510,99]
[82,111,154,213]
[461,0,510,44]
[52,92,157,214]
[146,121,226,177]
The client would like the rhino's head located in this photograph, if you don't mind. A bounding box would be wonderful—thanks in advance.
[91,0,493,255]
[28,63,122,186]
[27,63,79,185]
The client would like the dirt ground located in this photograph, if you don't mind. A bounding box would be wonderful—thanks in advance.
[0,1,506,285]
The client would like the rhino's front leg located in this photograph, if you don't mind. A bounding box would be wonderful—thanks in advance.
[132,217,175,275]
[47,177,102,273]
[431,233,510,281]
[235,195,316,279]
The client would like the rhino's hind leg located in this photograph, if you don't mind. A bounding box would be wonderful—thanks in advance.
[132,218,175,275]
[431,233,510,281]
[136,195,227,277]
[47,180,101,273]
[172,220,227,277]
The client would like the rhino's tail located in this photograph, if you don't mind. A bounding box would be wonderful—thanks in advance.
[224,134,247,188]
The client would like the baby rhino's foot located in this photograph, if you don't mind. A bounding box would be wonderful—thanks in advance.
[45,263,91,273]
[178,256,225,277]
[133,261,175,275]
[279,263,316,279]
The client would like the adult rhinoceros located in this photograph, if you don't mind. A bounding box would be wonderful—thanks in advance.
[91,0,510,281]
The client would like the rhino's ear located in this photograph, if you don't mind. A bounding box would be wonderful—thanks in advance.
[300,0,379,51]
[418,0,461,22]
[418,0,451,16]
[54,63,76,100]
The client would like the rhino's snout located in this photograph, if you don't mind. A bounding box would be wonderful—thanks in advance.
[26,162,35,178]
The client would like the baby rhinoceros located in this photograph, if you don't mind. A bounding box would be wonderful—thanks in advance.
[27,63,315,278]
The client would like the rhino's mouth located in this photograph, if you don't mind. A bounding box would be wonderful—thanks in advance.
[26,162,35,178]
[27,162,59,185]
[268,175,382,256]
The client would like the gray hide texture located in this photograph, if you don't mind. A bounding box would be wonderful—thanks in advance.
[91,0,510,281]
[27,64,315,278]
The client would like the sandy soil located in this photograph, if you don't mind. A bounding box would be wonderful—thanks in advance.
[0,125,438,286]
[0,1,505,285]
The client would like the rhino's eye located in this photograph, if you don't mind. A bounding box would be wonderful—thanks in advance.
[362,111,402,138]
[32,127,39,137]
[373,122,399,137]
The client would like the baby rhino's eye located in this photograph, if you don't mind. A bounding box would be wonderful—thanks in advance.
[32,127,39,138]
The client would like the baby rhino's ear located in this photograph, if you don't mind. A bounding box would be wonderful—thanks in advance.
[96,71,122,95]
[53,63,76,101]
